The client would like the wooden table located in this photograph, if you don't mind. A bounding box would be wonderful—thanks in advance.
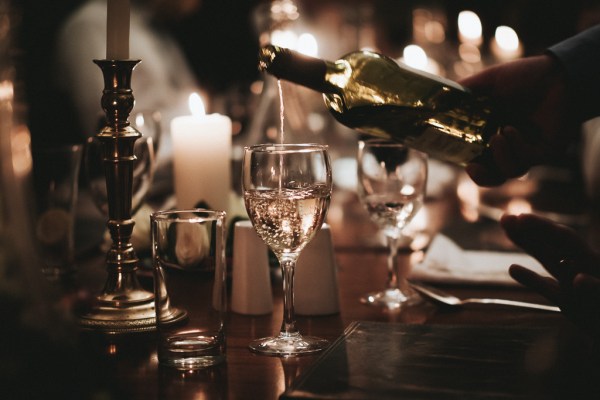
[62,188,598,400]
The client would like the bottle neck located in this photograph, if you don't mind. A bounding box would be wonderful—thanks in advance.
[259,45,337,93]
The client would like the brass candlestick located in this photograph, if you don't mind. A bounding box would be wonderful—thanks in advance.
[79,60,184,333]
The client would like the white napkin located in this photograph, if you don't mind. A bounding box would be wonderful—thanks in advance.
[411,234,551,286]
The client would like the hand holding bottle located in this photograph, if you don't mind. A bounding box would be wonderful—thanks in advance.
[460,54,575,186]
[259,43,589,187]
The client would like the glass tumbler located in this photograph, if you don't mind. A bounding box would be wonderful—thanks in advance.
[151,209,227,370]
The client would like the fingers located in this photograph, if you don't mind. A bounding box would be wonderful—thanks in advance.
[502,213,593,262]
[465,162,506,186]
[510,267,600,336]
[496,127,531,177]
[458,65,499,93]
[466,126,532,187]
[465,134,507,186]
[509,264,561,305]
[500,213,598,281]
[505,217,600,337]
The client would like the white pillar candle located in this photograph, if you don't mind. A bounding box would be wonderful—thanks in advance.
[171,94,232,212]
[106,0,130,59]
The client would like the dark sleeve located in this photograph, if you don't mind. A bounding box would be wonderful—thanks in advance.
[547,24,600,122]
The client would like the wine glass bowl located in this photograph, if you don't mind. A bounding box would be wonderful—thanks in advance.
[357,139,428,309]
[242,143,332,356]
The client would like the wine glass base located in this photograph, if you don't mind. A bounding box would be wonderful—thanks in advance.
[360,288,422,310]
[249,333,328,357]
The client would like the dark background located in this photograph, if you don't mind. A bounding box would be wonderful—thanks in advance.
[13,0,600,146]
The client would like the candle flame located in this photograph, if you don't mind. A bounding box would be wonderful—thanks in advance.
[189,93,206,117]
[11,125,33,177]
[458,11,482,42]
[135,113,146,128]
[402,44,428,71]
[271,29,298,49]
[0,80,14,101]
[506,198,532,215]
[297,33,318,56]
[400,45,441,75]
[400,183,417,196]
[271,30,318,56]
[495,26,520,52]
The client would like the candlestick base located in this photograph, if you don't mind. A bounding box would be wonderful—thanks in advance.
[79,291,186,334]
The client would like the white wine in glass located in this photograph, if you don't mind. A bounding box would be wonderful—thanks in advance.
[243,143,332,356]
[358,139,428,309]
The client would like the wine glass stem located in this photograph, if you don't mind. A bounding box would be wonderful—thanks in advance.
[279,257,299,337]
[386,235,400,290]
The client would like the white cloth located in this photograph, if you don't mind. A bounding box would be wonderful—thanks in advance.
[411,234,551,286]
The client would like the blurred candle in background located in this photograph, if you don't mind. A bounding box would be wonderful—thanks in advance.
[507,198,532,215]
[271,29,298,49]
[106,0,130,59]
[171,93,232,212]
[271,30,319,57]
[491,26,523,62]
[454,10,483,79]
[401,44,440,75]
[458,10,482,46]
[297,33,319,56]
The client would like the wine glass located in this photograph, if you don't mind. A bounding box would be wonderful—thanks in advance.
[242,143,332,356]
[357,139,428,309]
[85,110,162,216]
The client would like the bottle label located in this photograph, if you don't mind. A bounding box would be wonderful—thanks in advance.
[405,125,484,165]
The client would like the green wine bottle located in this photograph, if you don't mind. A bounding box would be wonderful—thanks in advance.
[259,44,500,166]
